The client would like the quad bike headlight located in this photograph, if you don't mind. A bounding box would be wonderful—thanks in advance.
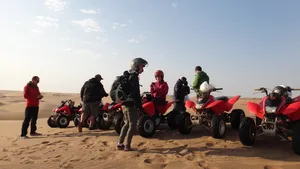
[265,106,277,113]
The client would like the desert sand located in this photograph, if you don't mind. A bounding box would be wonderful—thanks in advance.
[1,90,300,169]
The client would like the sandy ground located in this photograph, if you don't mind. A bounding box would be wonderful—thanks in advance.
[1,90,300,169]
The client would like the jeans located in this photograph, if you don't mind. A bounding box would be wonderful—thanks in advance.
[21,106,39,136]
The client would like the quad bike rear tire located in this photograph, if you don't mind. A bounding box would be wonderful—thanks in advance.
[211,114,227,139]
[73,115,80,127]
[230,109,245,129]
[47,116,57,128]
[55,115,70,128]
[113,113,124,134]
[178,112,192,135]
[167,110,179,129]
[97,115,112,130]
[239,117,256,146]
[137,115,156,138]
[292,121,300,155]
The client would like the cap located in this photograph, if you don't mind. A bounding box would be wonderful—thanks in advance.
[95,74,103,80]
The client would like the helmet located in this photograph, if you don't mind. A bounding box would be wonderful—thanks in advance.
[130,58,148,72]
[199,81,214,93]
[154,70,164,78]
[279,84,292,98]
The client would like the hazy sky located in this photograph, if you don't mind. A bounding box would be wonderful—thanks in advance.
[0,0,300,98]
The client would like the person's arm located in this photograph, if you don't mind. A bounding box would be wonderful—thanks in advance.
[131,74,142,109]
[98,83,109,97]
[161,82,169,97]
[80,83,85,101]
[23,85,35,100]
[192,74,200,89]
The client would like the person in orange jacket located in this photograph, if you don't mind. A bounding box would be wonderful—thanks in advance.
[150,70,169,111]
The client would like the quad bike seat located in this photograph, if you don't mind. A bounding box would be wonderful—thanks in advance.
[215,96,229,101]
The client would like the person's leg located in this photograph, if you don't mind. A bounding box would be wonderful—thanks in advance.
[89,102,100,130]
[21,107,33,137]
[117,106,129,150]
[78,103,91,132]
[124,106,138,150]
[30,106,41,135]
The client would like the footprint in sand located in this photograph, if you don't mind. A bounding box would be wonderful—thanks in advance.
[139,158,167,169]
[264,165,283,169]
[60,162,74,169]
[206,142,214,147]
[81,137,91,143]
[137,142,146,147]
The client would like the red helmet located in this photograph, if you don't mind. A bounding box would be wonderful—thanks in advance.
[154,70,164,78]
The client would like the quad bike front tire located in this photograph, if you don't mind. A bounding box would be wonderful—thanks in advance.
[96,114,112,130]
[137,115,156,138]
[73,114,80,127]
[239,117,256,146]
[167,110,179,129]
[230,109,245,129]
[47,116,57,128]
[178,112,193,135]
[55,115,70,128]
[292,121,300,155]
[211,114,227,139]
[113,113,124,134]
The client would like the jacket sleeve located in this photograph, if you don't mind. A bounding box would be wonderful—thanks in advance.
[23,85,33,100]
[161,82,169,96]
[192,74,200,89]
[98,83,108,97]
[131,74,142,109]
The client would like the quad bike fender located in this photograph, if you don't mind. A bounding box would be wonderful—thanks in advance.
[293,95,300,102]
[246,102,264,119]
[223,95,241,112]
[185,100,196,112]
[57,105,71,116]
[112,103,122,110]
[142,102,155,117]
[161,100,178,115]
[102,103,110,111]
[281,101,300,115]
[206,100,227,115]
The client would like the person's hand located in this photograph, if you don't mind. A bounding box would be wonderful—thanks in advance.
[37,95,43,99]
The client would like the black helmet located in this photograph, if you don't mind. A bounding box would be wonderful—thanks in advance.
[130,57,148,72]
[270,86,285,99]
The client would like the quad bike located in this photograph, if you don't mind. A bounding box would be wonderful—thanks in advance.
[113,91,179,138]
[47,99,82,128]
[239,86,300,155]
[178,85,244,139]
[78,102,113,130]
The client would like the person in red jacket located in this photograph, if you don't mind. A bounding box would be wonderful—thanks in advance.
[21,76,43,139]
[150,70,169,109]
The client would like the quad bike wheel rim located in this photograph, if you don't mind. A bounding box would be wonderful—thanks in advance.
[219,120,226,136]
[59,117,68,126]
[144,119,154,133]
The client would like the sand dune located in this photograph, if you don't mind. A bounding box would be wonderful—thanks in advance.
[0,90,300,169]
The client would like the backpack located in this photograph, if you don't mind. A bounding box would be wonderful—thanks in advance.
[110,71,132,103]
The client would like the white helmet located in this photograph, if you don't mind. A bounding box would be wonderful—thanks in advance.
[199,81,214,93]
[279,84,292,97]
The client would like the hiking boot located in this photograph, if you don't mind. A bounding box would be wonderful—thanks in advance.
[30,132,42,136]
[116,143,125,150]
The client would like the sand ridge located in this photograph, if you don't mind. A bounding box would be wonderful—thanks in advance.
[0,90,300,169]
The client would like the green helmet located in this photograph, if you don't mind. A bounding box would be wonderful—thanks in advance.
[130,57,148,71]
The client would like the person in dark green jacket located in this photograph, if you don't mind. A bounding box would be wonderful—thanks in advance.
[192,66,209,98]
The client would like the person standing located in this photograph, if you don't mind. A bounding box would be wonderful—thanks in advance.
[78,74,108,132]
[173,77,190,112]
[21,76,43,139]
[116,57,148,151]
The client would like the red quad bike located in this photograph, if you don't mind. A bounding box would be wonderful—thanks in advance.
[78,102,114,130]
[113,92,179,138]
[178,88,244,139]
[47,99,82,128]
[239,87,300,155]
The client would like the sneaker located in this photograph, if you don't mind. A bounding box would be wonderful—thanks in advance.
[30,132,42,136]
[124,146,135,151]
[116,143,125,150]
[20,136,30,139]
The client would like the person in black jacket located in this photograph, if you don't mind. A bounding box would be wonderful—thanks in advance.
[116,57,148,151]
[173,77,190,112]
[78,74,108,132]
